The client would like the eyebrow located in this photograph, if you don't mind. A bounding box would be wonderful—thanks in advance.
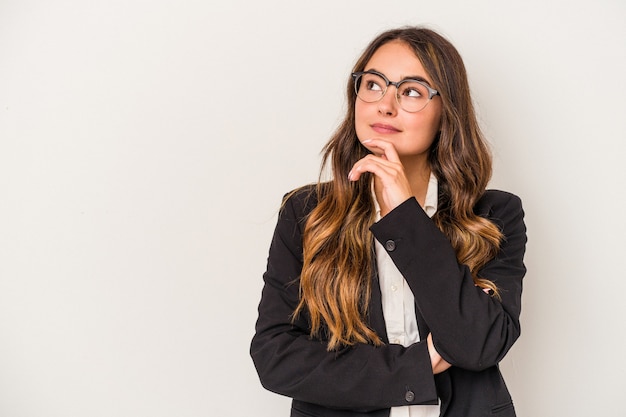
[366,68,433,87]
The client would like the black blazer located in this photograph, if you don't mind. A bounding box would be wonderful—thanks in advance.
[251,185,527,417]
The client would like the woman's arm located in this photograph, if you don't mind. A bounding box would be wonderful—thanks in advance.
[250,189,439,410]
[369,191,527,371]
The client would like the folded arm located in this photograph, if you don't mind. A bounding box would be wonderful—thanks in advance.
[250,189,439,410]
[369,191,527,371]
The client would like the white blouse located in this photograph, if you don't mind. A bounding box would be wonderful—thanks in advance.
[373,173,441,417]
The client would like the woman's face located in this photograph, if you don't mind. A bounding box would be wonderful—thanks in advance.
[355,40,442,163]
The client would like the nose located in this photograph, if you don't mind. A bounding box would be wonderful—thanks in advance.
[378,85,399,116]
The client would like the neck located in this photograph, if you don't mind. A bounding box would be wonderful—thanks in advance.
[401,154,431,198]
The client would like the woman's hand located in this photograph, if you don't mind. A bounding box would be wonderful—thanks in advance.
[347,139,413,213]
[427,333,452,374]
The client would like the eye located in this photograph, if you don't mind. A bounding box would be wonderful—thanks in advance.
[398,81,428,99]
[366,80,384,92]
[401,85,423,98]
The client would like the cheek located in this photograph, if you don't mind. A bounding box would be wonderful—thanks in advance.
[354,100,366,121]
[354,102,367,140]
[428,114,442,134]
[430,103,443,131]
[410,111,441,136]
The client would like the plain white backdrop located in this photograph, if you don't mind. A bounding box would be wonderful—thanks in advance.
[1,1,625,416]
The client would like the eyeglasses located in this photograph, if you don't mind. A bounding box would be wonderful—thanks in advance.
[352,70,439,113]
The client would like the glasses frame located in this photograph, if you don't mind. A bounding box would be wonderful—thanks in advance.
[351,70,439,113]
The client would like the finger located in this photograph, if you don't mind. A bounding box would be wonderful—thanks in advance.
[348,156,394,182]
[362,139,401,164]
[348,156,413,210]
[348,154,401,181]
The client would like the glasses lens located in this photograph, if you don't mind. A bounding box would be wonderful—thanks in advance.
[354,73,434,112]
[397,81,431,112]
[355,73,386,103]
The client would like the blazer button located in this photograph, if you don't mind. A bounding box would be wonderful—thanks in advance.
[405,390,415,402]
[384,240,396,251]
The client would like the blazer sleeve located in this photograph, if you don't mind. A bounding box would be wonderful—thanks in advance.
[250,189,438,411]
[369,190,527,371]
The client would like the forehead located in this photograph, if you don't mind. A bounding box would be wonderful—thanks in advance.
[364,40,431,83]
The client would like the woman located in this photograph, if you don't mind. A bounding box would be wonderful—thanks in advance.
[250,26,527,417]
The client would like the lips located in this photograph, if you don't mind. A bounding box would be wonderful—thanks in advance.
[371,123,401,134]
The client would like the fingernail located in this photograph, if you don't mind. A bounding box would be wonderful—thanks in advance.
[362,139,372,144]
[347,170,353,180]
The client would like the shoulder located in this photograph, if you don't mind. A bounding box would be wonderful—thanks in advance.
[474,190,522,216]
[279,182,331,221]
[475,189,525,234]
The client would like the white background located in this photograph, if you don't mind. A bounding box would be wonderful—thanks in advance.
[1,1,625,416]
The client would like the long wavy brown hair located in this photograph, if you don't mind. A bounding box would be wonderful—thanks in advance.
[293,27,503,350]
